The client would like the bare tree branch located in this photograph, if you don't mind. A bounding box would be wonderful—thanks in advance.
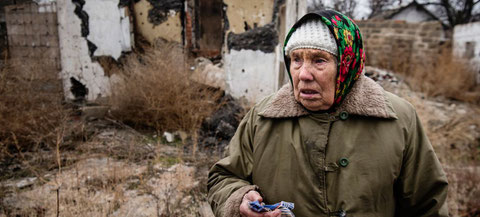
[420,0,479,27]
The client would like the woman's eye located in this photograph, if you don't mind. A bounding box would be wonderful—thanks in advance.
[292,57,303,65]
[314,59,325,64]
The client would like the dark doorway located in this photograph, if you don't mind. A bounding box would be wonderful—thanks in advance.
[195,0,223,57]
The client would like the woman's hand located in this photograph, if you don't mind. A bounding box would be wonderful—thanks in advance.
[239,191,281,217]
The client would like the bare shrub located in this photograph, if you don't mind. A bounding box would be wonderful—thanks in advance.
[409,48,478,102]
[446,166,480,217]
[375,45,479,103]
[0,60,70,160]
[110,42,222,134]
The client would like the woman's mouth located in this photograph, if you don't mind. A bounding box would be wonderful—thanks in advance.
[299,89,319,99]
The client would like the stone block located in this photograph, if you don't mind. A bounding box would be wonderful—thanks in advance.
[11,35,25,46]
[429,31,440,37]
[6,24,19,35]
[31,22,41,33]
[48,22,57,35]
[4,12,15,25]
[423,38,432,43]
[41,35,58,47]
[44,47,59,59]
[24,35,35,47]
[36,23,49,35]
[16,46,30,58]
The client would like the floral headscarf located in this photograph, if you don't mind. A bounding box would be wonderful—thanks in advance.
[283,10,366,108]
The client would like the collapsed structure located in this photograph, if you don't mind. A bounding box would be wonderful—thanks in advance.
[1,0,478,103]
[1,0,308,103]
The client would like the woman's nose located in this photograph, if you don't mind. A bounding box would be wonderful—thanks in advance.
[299,63,314,81]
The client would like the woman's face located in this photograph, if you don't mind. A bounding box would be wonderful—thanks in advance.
[289,48,337,111]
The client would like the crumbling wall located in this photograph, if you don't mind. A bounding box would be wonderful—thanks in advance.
[357,20,447,68]
[5,3,60,71]
[453,21,480,84]
[57,0,132,101]
[133,0,182,43]
[223,0,281,102]
[224,0,274,34]
[84,0,132,60]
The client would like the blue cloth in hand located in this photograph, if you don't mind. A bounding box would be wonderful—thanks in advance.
[249,201,295,217]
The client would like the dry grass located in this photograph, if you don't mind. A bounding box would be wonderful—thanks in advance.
[401,89,480,217]
[375,46,479,103]
[0,60,71,164]
[403,89,480,166]
[446,166,480,217]
[109,42,222,135]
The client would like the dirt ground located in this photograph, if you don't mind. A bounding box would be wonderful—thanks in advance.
[1,67,479,217]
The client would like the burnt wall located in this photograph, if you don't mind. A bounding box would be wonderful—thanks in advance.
[146,0,183,25]
[227,23,278,53]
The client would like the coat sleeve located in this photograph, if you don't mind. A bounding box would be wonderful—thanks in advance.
[207,108,259,217]
[395,109,449,217]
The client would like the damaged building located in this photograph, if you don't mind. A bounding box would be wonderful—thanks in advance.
[123,0,309,102]
[2,0,308,103]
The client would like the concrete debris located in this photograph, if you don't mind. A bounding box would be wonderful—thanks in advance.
[191,57,226,90]
[216,120,236,140]
[81,105,109,120]
[365,66,399,83]
[163,132,174,143]
[6,177,37,189]
[227,23,278,53]
[201,94,243,148]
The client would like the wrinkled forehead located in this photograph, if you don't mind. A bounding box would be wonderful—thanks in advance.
[290,48,334,57]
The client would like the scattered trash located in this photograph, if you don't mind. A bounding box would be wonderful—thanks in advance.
[163,132,174,143]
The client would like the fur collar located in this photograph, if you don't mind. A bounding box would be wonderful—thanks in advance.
[258,76,397,119]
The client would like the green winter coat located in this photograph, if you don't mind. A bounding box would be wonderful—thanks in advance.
[207,75,448,217]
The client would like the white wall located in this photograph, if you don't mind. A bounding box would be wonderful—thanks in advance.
[57,0,131,101]
[84,0,131,60]
[224,0,307,104]
[225,49,278,103]
[453,21,480,84]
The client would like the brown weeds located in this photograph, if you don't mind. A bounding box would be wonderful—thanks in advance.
[0,60,70,161]
[109,42,222,135]
[374,46,479,103]
[410,48,478,102]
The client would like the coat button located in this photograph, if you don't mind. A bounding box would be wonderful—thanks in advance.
[339,111,349,120]
[339,157,349,167]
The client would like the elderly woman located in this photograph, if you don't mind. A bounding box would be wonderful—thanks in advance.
[207,10,448,217]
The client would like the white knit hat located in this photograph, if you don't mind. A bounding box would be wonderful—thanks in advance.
[285,19,338,56]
